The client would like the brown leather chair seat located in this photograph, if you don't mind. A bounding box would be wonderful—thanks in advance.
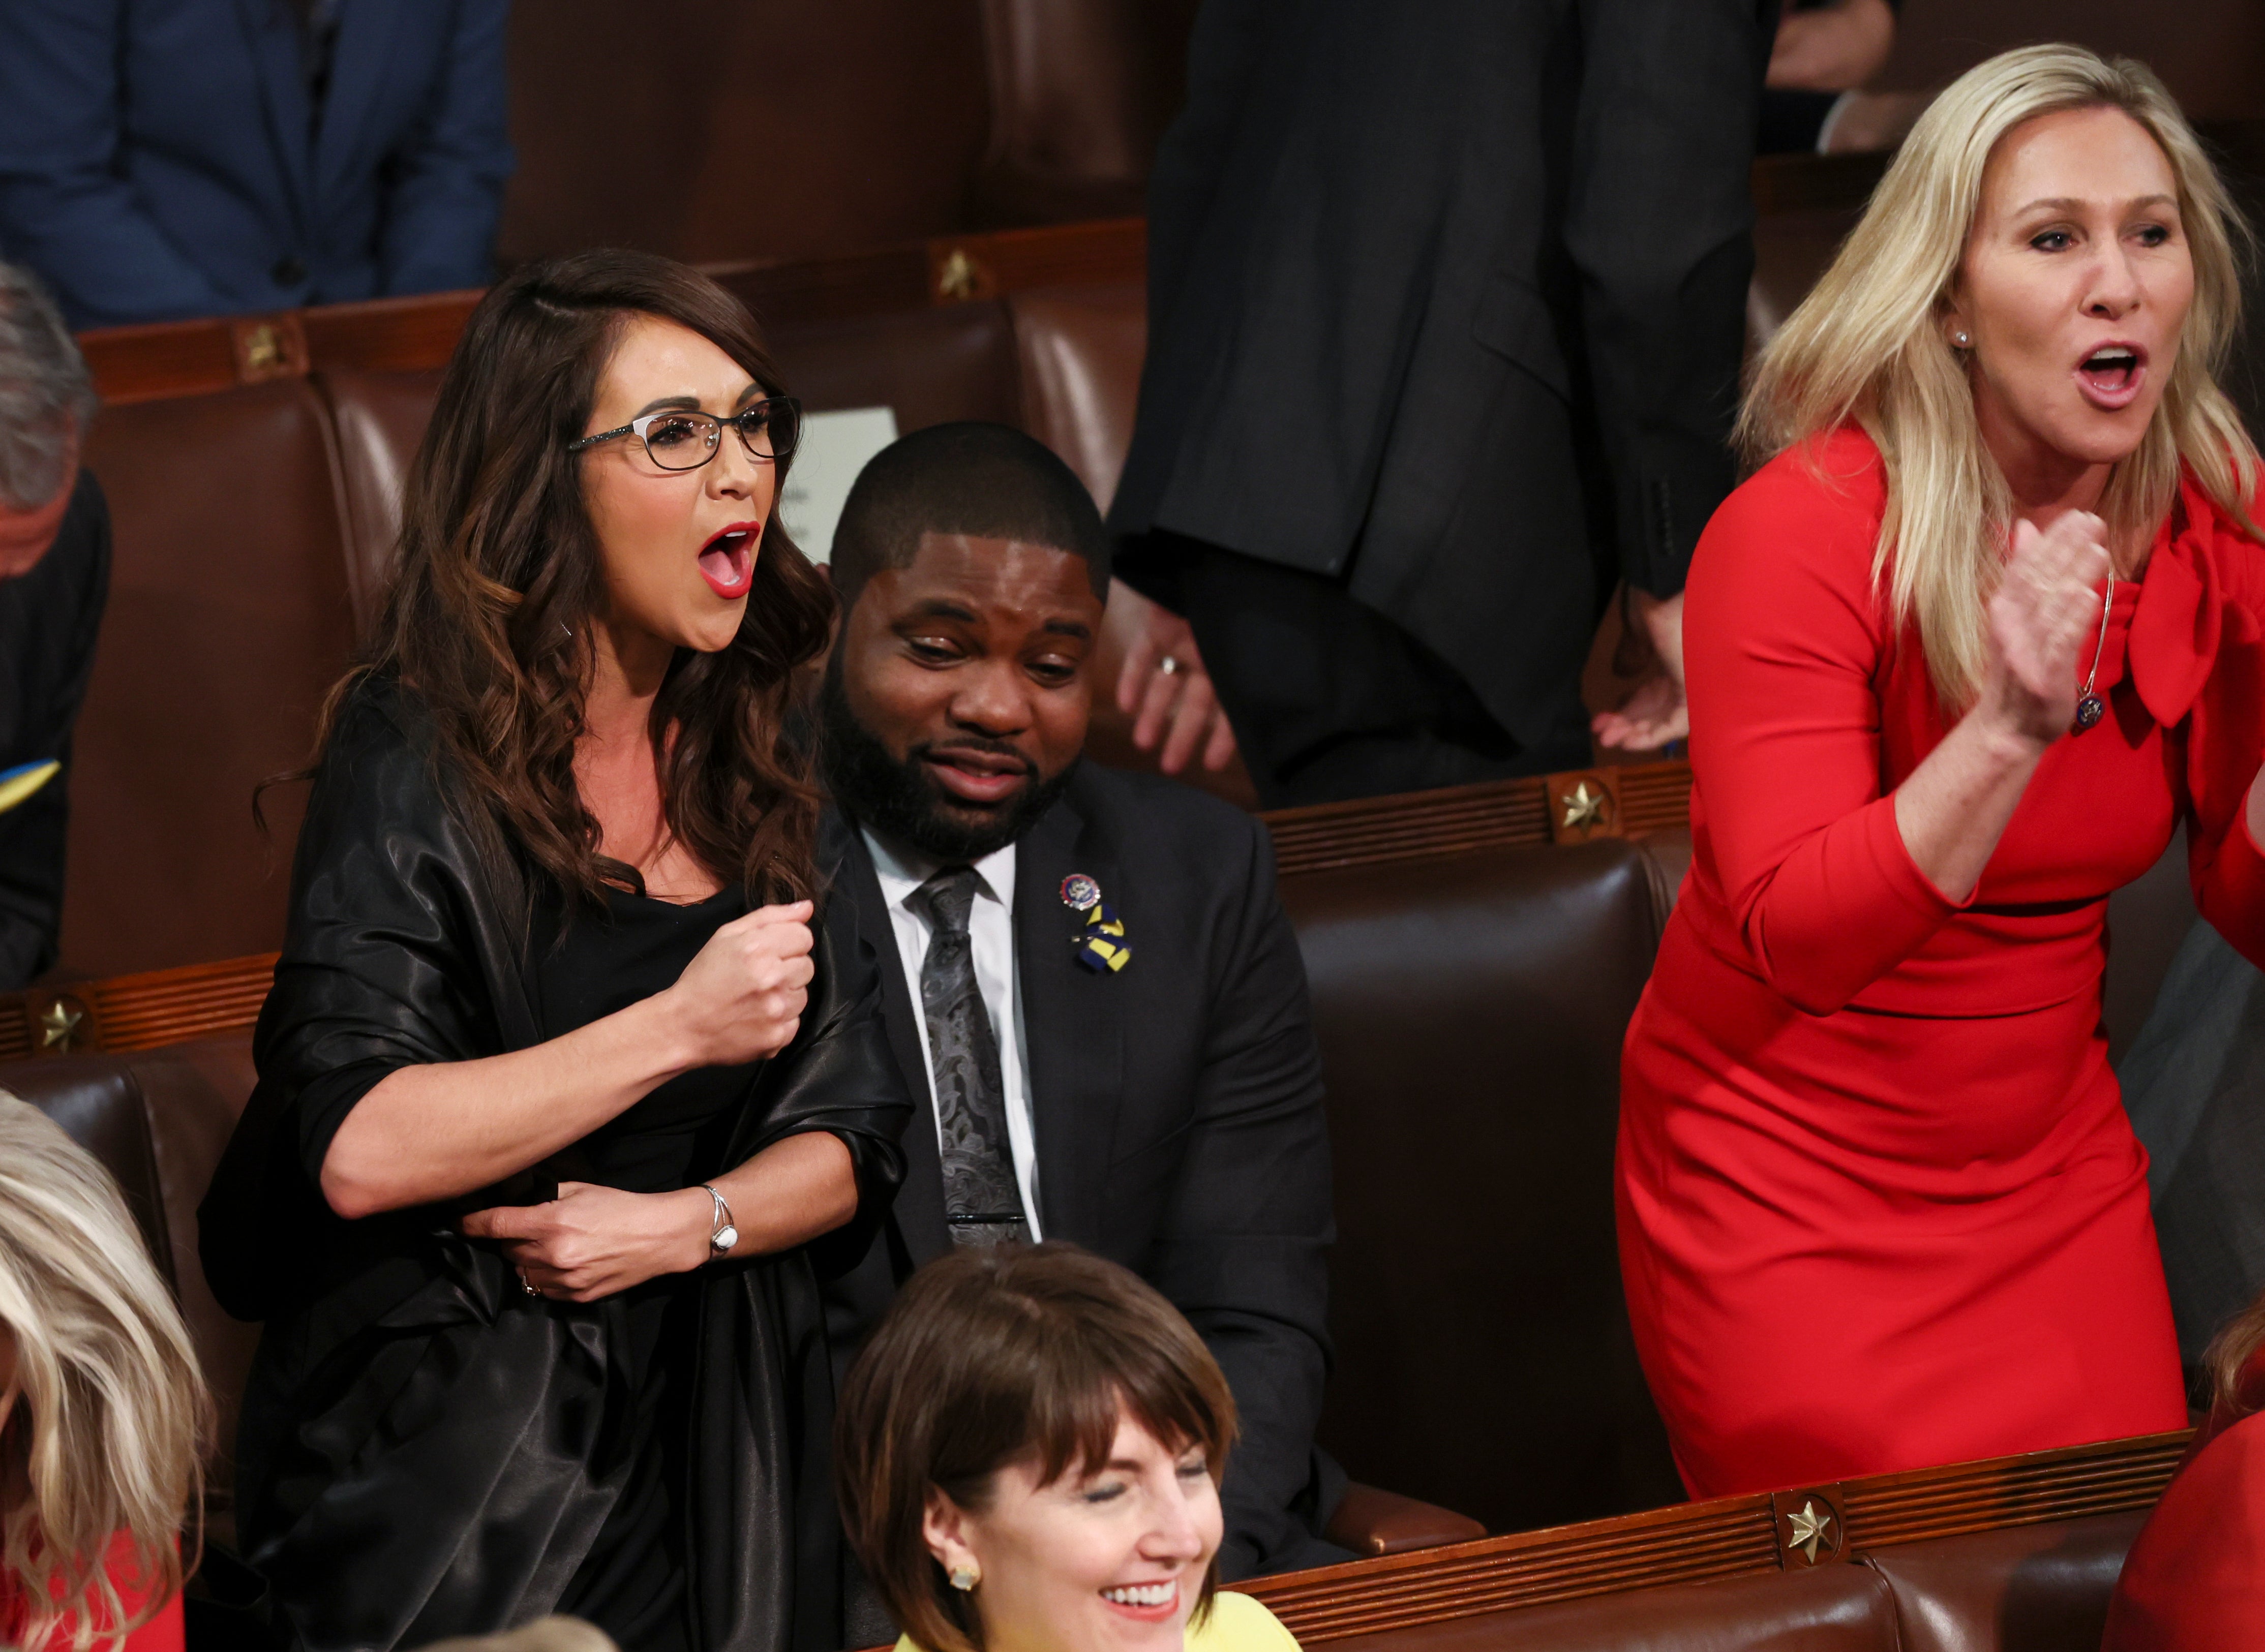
[1859,1509,2147,1652]
[1008,281,1146,509]
[2,1031,260,1538]
[1282,837,1685,1535]
[317,366,445,632]
[71,382,357,978]
[1317,1565,1902,1652]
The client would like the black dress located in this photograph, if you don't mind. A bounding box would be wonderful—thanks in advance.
[200,678,911,1652]
[537,885,754,1652]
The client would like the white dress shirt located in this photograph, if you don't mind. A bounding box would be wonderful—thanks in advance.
[861,829,1043,1237]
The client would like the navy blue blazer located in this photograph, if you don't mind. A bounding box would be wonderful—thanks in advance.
[0,0,512,328]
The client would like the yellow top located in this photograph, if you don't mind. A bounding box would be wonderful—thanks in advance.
[894,1589,1301,1652]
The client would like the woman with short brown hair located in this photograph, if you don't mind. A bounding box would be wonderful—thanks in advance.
[836,1244,1300,1652]
[200,250,910,1651]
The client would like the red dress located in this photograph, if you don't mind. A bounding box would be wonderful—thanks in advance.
[0,1535,183,1652]
[1619,429,2265,1499]
[2104,1355,2265,1648]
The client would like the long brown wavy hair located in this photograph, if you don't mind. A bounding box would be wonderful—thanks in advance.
[326,249,834,908]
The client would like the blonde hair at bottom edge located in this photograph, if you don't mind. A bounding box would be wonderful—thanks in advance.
[1739,42,2262,709]
[0,1092,207,1652]
[418,1618,622,1652]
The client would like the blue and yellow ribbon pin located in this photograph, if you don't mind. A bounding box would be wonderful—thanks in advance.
[0,760,59,816]
[1062,872,1130,974]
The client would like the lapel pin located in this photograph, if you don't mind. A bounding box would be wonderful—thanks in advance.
[0,759,60,816]
[1071,900,1131,974]
[1060,873,1101,912]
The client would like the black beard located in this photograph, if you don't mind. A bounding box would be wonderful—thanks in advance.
[818,655,1076,863]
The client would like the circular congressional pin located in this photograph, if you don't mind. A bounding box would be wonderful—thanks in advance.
[1060,873,1101,912]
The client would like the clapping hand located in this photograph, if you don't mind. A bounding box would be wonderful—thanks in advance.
[1982,512,2113,748]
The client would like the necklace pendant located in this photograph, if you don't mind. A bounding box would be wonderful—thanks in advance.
[2072,693,2106,733]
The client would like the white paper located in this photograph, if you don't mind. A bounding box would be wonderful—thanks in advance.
[778,406,899,563]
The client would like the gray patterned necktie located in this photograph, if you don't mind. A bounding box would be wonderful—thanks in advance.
[908,868,1031,1246]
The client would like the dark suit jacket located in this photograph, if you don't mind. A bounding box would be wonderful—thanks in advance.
[1108,0,1765,751]
[2120,918,2265,1381]
[820,763,1342,1577]
[0,0,512,328]
[0,471,108,988]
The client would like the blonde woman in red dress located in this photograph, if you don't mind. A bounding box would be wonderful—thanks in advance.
[1618,43,2265,1498]
[0,1094,205,1651]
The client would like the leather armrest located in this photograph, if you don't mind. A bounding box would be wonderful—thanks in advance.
[1324,1481,1488,1556]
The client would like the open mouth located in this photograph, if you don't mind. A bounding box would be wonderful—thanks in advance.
[698,522,761,599]
[919,743,1032,806]
[2075,343,2147,411]
[1099,1580,1180,1621]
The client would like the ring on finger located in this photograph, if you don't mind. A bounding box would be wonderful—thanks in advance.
[1158,655,1182,677]
[519,1268,540,1298]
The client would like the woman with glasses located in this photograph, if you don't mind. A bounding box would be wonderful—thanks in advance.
[199,250,910,1652]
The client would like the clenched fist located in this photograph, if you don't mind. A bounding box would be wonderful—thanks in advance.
[1982,511,2114,748]
[663,899,815,1067]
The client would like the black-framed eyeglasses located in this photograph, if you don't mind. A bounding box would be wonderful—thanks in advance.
[569,396,802,471]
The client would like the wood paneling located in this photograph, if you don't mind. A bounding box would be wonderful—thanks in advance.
[2,954,276,1061]
[1263,762,1692,880]
[1234,1430,2190,1643]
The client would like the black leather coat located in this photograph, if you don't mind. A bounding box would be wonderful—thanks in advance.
[198,678,910,1652]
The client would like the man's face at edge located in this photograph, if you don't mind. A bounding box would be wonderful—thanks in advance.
[821,530,1105,862]
[0,432,79,581]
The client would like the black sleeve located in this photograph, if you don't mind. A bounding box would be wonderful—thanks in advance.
[257,699,508,1187]
[0,471,108,987]
[1150,816,1339,1578]
[201,685,510,1318]
[739,885,913,1253]
[1568,0,1766,597]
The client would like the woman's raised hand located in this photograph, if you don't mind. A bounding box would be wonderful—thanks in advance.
[664,899,815,1067]
[1982,512,2113,748]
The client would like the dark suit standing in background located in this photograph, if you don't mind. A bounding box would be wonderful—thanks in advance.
[0,0,513,329]
[0,264,105,989]
[814,425,1342,1603]
[1110,0,1767,807]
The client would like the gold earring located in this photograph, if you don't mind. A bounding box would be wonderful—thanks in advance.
[949,1565,980,1592]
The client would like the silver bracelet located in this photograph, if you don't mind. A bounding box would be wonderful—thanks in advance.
[701,1183,738,1260]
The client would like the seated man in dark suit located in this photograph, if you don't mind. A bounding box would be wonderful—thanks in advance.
[0,0,512,328]
[817,422,1346,1585]
[0,263,107,989]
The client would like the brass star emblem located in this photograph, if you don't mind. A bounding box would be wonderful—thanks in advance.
[1560,780,1608,831]
[39,998,85,1053]
[1787,1498,1834,1564]
[936,248,980,300]
[242,322,285,374]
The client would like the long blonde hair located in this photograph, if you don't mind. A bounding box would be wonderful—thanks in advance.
[0,1095,206,1651]
[1740,44,2260,705]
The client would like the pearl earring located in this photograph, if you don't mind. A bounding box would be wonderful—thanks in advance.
[949,1565,980,1592]
[1953,330,1971,348]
